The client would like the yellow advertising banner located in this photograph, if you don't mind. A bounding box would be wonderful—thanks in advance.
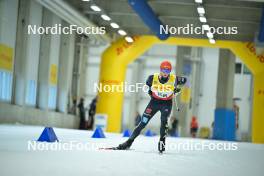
[0,44,13,71]
[49,64,58,85]
[180,87,191,104]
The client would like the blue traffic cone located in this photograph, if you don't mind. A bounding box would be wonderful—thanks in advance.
[145,129,154,137]
[37,127,59,142]
[123,129,131,137]
[91,127,106,138]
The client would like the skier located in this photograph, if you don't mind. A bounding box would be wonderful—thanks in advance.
[78,98,86,130]
[190,116,199,138]
[87,96,98,129]
[116,61,187,153]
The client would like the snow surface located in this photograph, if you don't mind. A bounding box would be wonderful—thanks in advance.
[0,124,263,176]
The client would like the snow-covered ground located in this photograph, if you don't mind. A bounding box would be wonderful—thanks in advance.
[0,124,263,176]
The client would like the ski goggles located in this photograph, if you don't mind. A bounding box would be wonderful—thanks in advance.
[160,69,171,74]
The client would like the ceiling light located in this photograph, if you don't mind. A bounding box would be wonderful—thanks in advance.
[195,0,203,3]
[199,16,207,23]
[206,32,213,38]
[90,5,101,12]
[125,36,133,43]
[202,24,210,31]
[118,30,127,36]
[197,6,205,14]
[209,39,216,44]
[82,0,90,1]
[101,14,111,21]
[110,22,119,29]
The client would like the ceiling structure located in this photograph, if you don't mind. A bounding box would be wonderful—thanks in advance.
[66,0,263,42]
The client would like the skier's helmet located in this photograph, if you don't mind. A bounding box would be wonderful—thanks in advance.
[160,61,172,74]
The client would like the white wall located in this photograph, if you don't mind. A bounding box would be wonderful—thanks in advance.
[0,0,19,102]
[24,0,43,106]
[57,22,76,113]
[0,0,19,47]
[14,0,43,106]
[197,48,219,128]
[233,59,252,140]
[38,9,62,110]
[86,44,108,100]
[85,44,108,120]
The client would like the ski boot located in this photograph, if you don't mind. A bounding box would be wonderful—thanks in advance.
[158,137,166,153]
[116,139,134,150]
